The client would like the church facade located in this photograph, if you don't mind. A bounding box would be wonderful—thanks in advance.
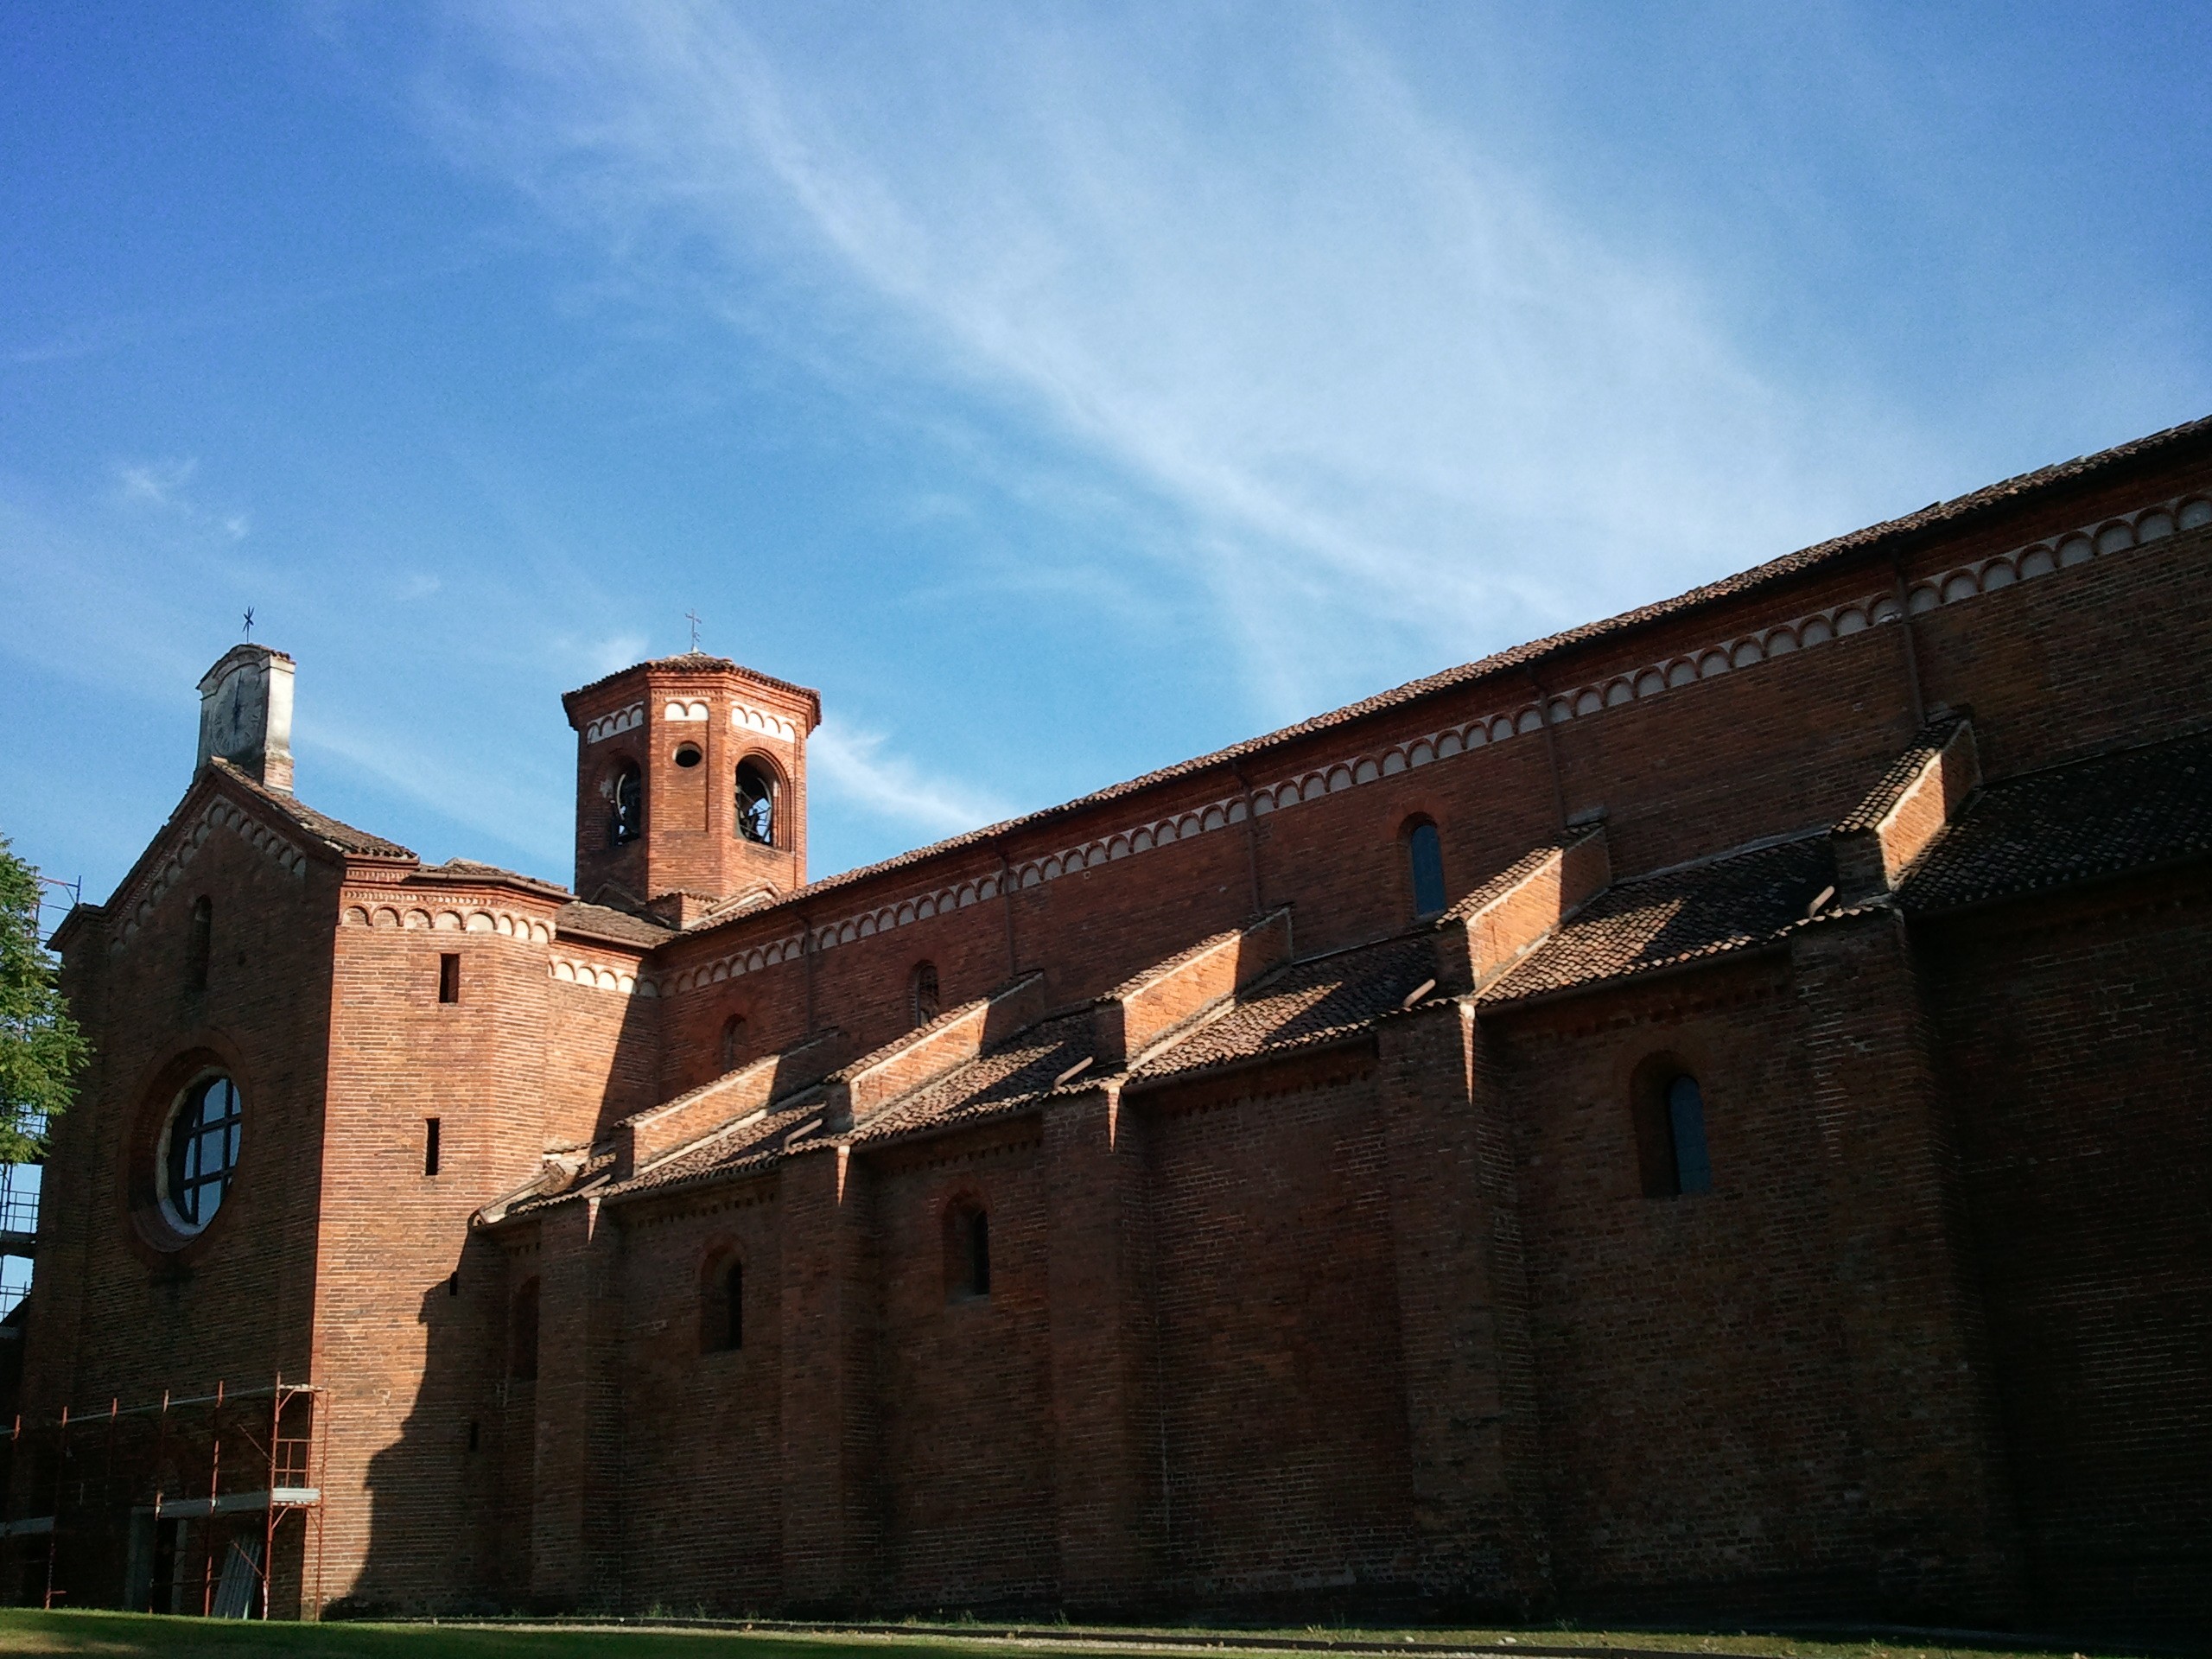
[11,417,2211,1634]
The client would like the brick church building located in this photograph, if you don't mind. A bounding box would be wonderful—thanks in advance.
[10,416,2209,1634]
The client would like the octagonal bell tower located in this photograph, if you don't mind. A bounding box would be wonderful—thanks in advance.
[562,654,820,922]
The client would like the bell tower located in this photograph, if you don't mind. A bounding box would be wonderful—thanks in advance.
[562,655,820,922]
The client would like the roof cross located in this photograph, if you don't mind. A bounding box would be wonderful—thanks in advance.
[685,608,703,653]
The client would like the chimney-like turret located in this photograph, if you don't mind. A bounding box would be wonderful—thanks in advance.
[197,645,296,794]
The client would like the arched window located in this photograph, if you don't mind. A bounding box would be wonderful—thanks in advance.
[1631,1059,1715,1198]
[510,1277,542,1382]
[910,961,940,1027]
[944,1199,989,1303]
[735,761,776,845]
[720,1014,746,1071]
[186,896,212,994]
[609,761,644,845]
[701,1252,743,1353]
[1406,818,1446,918]
[160,1073,242,1235]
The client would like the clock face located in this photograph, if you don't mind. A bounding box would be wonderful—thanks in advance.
[207,666,263,754]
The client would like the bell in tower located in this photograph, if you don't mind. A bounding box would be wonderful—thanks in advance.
[561,654,820,924]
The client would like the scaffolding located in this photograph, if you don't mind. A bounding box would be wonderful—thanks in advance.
[1,1375,328,1619]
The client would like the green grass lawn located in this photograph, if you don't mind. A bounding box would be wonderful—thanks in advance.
[0,1614,2175,1659]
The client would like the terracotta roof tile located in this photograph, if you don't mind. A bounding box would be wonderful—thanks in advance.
[846,1011,1098,1145]
[1834,715,1970,835]
[599,1097,833,1204]
[1901,729,2212,913]
[670,414,2212,950]
[1484,836,1834,1004]
[207,759,415,859]
[1134,934,1439,1082]
[555,901,673,950]
[561,652,822,721]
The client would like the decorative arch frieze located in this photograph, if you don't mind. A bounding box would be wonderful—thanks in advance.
[658,489,2209,997]
[110,797,309,956]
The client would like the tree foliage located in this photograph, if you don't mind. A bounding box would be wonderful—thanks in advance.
[0,837,85,1163]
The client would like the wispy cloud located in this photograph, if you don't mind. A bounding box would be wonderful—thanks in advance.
[809,715,1013,839]
[111,456,250,539]
[429,1,1941,718]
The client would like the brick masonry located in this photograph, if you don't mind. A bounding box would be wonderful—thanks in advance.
[12,418,2212,1636]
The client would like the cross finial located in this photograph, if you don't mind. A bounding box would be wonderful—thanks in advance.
[242,606,255,639]
[685,608,703,653]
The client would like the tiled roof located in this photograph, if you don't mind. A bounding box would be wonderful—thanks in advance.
[207,759,415,859]
[1133,934,1440,1082]
[669,413,2212,950]
[1484,836,1834,1003]
[560,652,822,718]
[1900,729,2212,913]
[555,901,673,950]
[600,1096,833,1204]
[847,1011,1098,1145]
[423,857,570,897]
[1834,715,1969,835]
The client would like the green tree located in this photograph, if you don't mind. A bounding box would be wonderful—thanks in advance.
[0,837,85,1163]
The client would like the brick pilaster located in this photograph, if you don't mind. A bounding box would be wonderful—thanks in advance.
[1791,907,2020,1620]
[1044,1082,1160,1611]
[529,1197,624,1611]
[1376,1003,1551,1611]
[779,1143,880,1609]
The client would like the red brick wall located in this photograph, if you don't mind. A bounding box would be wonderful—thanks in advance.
[1922,868,2212,1635]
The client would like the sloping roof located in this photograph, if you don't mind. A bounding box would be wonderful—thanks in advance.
[1484,836,1834,1003]
[561,652,822,721]
[598,1096,833,1205]
[1834,715,1970,835]
[423,857,570,898]
[1900,729,2212,913]
[208,759,415,859]
[1133,934,1439,1082]
[846,1011,1098,1145]
[667,413,2212,950]
[555,901,673,950]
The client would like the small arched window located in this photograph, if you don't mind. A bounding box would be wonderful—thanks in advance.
[720,1014,746,1071]
[1631,1060,1714,1198]
[701,1252,743,1353]
[910,961,941,1027]
[510,1277,542,1382]
[609,761,644,845]
[186,896,213,994]
[1406,818,1446,918]
[735,761,776,845]
[944,1200,989,1303]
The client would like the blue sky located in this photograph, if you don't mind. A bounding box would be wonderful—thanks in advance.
[6,1,2209,926]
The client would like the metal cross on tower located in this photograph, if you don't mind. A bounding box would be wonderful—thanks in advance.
[241,607,255,639]
[685,609,703,653]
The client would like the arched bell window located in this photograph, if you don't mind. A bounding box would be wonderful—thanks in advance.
[609,761,644,845]
[735,760,777,846]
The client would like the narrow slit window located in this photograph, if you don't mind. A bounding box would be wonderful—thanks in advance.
[438,953,461,1005]
[1666,1075,1713,1194]
[424,1117,442,1178]
[1407,820,1446,918]
[1632,1059,1715,1198]
[701,1253,743,1353]
[510,1278,541,1382]
[186,896,213,994]
[467,1420,480,1452]
[720,1014,746,1071]
[911,961,941,1028]
[944,1201,990,1303]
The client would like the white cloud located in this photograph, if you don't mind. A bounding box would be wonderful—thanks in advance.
[429,1,1943,718]
[114,457,198,509]
[809,715,1013,839]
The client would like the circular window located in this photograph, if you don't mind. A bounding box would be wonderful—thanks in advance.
[159,1074,243,1236]
[673,742,702,769]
